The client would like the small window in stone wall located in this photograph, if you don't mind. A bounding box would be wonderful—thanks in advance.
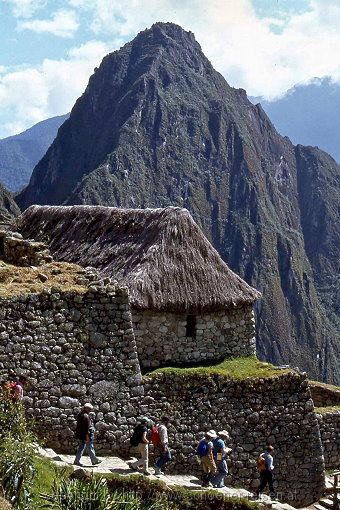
[186,315,196,338]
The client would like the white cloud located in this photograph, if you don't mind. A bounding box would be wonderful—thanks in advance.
[18,9,79,37]
[3,0,46,18]
[0,40,110,137]
[2,0,340,138]
[67,0,340,98]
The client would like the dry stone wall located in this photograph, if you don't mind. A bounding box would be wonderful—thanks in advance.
[142,371,325,507]
[0,285,143,452]
[132,305,256,368]
[310,383,340,407]
[316,410,340,469]
[0,230,52,266]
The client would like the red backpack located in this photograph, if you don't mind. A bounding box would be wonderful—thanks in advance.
[150,425,161,445]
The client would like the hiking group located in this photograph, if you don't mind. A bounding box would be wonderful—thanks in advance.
[5,379,276,498]
[127,417,276,498]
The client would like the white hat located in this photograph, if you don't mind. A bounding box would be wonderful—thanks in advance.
[206,429,217,439]
[84,403,94,410]
[218,430,230,438]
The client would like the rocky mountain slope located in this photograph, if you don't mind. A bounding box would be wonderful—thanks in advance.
[0,184,20,226]
[0,114,69,192]
[252,78,340,163]
[17,23,340,383]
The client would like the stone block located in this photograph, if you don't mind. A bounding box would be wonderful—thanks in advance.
[59,396,79,408]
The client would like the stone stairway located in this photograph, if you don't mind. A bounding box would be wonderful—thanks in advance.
[35,446,299,510]
[313,473,339,510]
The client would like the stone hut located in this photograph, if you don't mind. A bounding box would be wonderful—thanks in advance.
[16,205,260,367]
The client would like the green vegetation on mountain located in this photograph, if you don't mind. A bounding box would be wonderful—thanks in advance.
[17,22,340,383]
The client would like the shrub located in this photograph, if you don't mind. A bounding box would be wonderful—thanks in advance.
[0,391,36,509]
[40,475,173,510]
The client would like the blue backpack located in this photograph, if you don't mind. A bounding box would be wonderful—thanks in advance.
[196,439,208,457]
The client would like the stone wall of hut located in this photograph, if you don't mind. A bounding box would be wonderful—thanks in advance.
[131,305,256,368]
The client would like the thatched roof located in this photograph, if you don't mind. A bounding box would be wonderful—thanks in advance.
[16,205,260,312]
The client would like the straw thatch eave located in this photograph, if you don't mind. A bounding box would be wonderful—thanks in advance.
[16,205,261,313]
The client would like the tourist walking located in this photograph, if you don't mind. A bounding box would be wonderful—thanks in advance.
[74,403,101,467]
[212,430,232,488]
[153,416,171,475]
[255,445,275,498]
[196,430,217,487]
[129,417,151,475]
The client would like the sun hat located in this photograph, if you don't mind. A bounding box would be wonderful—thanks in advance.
[218,430,230,438]
[206,429,217,439]
[83,403,94,410]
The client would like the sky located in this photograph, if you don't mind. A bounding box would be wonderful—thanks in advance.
[1,0,340,138]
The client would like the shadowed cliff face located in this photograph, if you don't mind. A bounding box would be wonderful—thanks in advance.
[17,22,340,383]
[0,184,20,226]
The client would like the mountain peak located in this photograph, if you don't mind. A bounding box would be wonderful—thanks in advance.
[96,20,210,86]
[137,21,198,47]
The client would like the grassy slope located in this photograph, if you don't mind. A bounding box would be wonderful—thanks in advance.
[31,456,73,506]
[144,355,290,380]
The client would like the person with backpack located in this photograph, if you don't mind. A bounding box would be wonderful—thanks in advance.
[255,445,275,498]
[153,416,171,475]
[128,417,151,475]
[196,430,217,487]
[74,403,101,467]
[212,430,232,488]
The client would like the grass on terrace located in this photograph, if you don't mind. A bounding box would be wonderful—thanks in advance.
[309,380,340,392]
[144,355,290,380]
[314,405,340,414]
[0,261,87,297]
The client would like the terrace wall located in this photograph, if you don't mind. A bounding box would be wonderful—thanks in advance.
[132,304,256,368]
[0,285,143,452]
[143,371,325,507]
[310,383,340,407]
[316,410,340,469]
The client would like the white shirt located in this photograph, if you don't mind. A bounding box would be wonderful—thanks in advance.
[159,424,168,445]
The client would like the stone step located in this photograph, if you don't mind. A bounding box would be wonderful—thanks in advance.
[313,504,328,510]
[271,502,297,510]
[34,444,58,459]
[318,498,334,509]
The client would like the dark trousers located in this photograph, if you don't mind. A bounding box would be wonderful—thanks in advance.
[257,470,275,495]
[155,445,171,470]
